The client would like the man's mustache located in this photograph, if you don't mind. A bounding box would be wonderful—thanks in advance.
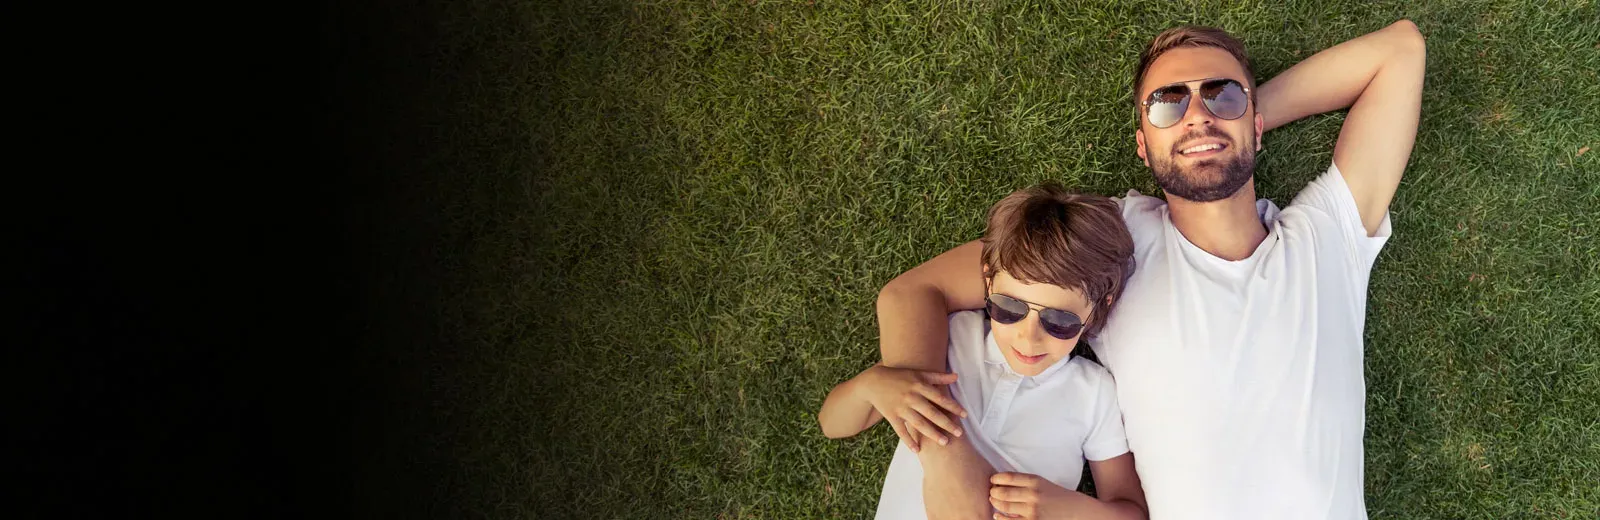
[1169,127,1233,154]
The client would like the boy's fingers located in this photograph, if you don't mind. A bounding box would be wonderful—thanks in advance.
[900,413,949,446]
[909,400,962,437]
[989,485,1036,503]
[888,419,918,452]
[990,472,1040,488]
[918,371,958,385]
[989,498,1026,517]
[917,385,968,418]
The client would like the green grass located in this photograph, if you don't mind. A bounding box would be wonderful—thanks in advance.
[366,0,1600,517]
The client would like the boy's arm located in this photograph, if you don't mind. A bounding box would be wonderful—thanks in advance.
[1255,19,1426,236]
[987,454,1147,520]
[817,366,885,439]
[1080,453,1149,520]
[818,366,993,519]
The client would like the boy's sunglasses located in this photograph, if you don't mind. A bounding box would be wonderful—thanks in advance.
[1141,78,1251,129]
[986,293,1085,340]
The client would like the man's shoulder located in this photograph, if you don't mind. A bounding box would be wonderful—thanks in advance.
[1115,190,1170,251]
[1117,189,1167,216]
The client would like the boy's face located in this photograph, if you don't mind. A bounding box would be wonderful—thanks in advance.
[986,270,1095,377]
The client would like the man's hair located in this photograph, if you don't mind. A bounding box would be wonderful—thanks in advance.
[1132,25,1256,123]
[980,183,1135,338]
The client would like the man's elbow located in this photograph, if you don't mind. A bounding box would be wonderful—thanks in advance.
[877,276,912,310]
[1389,19,1425,55]
[876,278,925,324]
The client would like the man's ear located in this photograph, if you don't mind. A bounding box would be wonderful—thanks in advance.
[1254,113,1265,151]
[1135,129,1150,166]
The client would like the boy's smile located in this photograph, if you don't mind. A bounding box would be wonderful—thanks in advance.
[1011,348,1049,365]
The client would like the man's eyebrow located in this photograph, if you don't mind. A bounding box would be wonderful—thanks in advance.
[1141,76,1247,97]
[1157,76,1237,86]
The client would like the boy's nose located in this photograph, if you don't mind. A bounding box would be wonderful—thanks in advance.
[1017,315,1049,347]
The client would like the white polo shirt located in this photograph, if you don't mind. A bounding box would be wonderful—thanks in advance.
[1089,163,1391,519]
[874,310,1129,520]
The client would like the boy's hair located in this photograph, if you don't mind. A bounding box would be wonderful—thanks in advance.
[1131,25,1256,123]
[980,183,1134,339]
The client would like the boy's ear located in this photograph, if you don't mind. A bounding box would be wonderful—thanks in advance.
[1087,294,1114,327]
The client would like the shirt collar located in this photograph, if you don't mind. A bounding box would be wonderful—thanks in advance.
[982,326,1076,383]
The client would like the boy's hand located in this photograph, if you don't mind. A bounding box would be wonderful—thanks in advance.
[989,472,1085,519]
[861,364,967,452]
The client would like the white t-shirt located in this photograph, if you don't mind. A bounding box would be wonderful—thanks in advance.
[875,310,1129,520]
[1089,163,1391,520]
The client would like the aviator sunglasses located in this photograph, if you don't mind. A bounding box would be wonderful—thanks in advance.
[1141,77,1251,129]
[985,292,1085,340]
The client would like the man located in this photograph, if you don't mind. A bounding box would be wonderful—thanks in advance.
[855,20,1425,519]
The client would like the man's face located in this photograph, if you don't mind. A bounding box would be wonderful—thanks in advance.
[1135,47,1265,202]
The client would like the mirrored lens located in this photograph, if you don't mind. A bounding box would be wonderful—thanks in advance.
[1039,309,1085,340]
[1200,79,1248,120]
[1146,86,1191,129]
[986,294,1029,324]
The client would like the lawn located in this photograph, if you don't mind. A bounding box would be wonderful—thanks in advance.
[348,0,1599,517]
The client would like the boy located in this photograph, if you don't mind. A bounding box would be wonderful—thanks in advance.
[819,183,1148,520]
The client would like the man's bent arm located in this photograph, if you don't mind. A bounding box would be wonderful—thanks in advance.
[877,240,991,519]
[1255,19,1426,236]
[877,240,989,371]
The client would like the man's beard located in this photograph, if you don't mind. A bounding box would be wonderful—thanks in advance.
[1147,131,1255,203]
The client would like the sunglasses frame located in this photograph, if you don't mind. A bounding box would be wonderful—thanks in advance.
[1140,77,1253,129]
[984,291,1086,341]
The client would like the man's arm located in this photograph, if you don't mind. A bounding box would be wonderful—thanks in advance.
[878,240,989,370]
[1255,19,1426,236]
[876,240,989,443]
[876,240,993,520]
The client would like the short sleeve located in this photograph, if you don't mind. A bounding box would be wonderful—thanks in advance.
[945,311,988,373]
[1289,162,1393,272]
[944,311,989,421]
[1116,190,1170,255]
[1081,369,1130,462]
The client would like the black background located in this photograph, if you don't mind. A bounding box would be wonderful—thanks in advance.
[15,1,447,516]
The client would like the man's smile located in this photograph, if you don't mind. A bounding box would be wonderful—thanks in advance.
[1177,139,1229,158]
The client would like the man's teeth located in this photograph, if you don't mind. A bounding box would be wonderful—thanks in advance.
[1182,143,1223,154]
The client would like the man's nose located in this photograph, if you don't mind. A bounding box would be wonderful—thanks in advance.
[1182,93,1214,127]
